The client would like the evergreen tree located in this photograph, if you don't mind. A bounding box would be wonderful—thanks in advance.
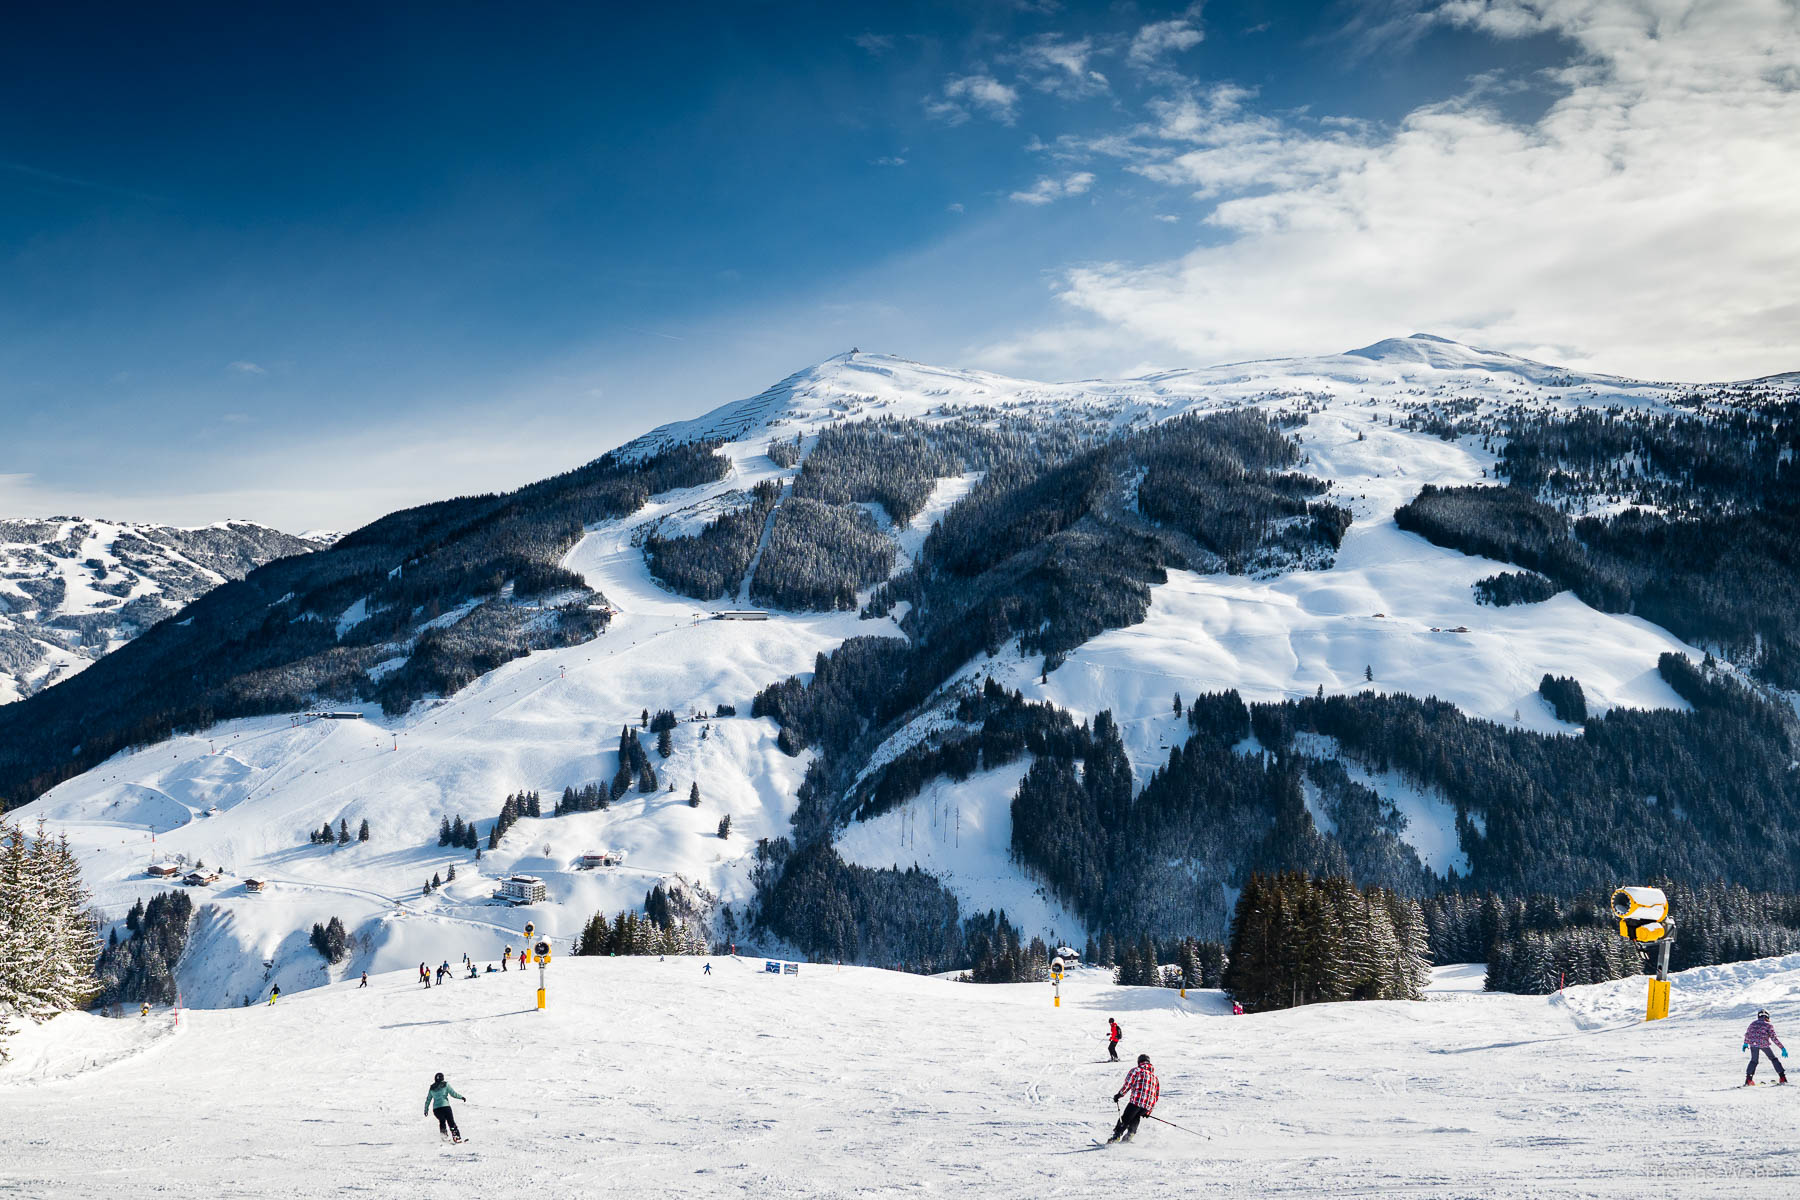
[358,819,370,843]
[717,815,732,838]
[658,727,674,758]
[688,782,701,808]
[2,820,101,1048]
[337,819,350,845]
[438,817,453,847]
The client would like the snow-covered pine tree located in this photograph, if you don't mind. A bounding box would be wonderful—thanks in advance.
[688,782,701,808]
[0,820,100,1056]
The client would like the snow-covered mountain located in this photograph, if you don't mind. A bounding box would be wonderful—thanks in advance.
[0,518,330,704]
[8,336,1798,1007]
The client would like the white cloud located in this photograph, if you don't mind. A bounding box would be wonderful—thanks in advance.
[226,361,266,375]
[873,155,907,167]
[947,202,965,213]
[852,33,894,55]
[1038,0,1800,381]
[1155,213,1180,222]
[1012,35,1109,97]
[926,74,1021,125]
[1128,17,1204,68]
[1011,171,1096,205]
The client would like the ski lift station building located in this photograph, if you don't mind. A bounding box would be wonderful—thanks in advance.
[498,875,548,904]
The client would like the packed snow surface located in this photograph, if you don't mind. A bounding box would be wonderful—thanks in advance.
[5,953,1800,1197]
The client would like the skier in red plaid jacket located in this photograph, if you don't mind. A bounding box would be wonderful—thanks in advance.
[1108,1054,1159,1143]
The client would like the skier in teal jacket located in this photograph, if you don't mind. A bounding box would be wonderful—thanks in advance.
[425,1073,466,1141]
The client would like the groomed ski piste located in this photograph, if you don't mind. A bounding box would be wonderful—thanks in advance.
[10,337,1724,1005]
[5,954,1800,1197]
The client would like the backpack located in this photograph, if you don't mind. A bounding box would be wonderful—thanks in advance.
[1111,1023,1122,1040]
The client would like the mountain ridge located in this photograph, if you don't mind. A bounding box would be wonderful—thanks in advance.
[0,516,329,705]
[6,334,1799,1004]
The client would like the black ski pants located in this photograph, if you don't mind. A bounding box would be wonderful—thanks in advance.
[434,1106,461,1138]
[1108,1039,1120,1061]
[1111,1103,1148,1142]
[1748,1046,1786,1082]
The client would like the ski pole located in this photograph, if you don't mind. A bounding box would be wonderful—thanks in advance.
[1145,1113,1210,1141]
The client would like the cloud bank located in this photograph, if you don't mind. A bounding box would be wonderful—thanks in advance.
[1037,0,1800,381]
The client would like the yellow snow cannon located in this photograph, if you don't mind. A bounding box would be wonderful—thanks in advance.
[1610,886,1674,1020]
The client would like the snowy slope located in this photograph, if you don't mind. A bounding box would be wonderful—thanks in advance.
[10,336,1770,1001]
[6,952,1800,1197]
[0,517,327,704]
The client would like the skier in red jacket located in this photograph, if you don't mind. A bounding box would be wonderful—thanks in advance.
[1107,1018,1122,1062]
[1109,1054,1160,1143]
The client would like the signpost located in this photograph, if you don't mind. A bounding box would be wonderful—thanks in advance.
[1612,886,1673,1021]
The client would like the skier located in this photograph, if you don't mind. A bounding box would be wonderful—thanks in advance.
[1109,1053,1160,1143]
[359,972,369,989]
[1232,1000,1244,1016]
[1107,1018,1122,1062]
[419,962,430,988]
[267,985,280,1006]
[518,949,527,971]
[1744,1008,1788,1086]
[503,946,512,971]
[703,962,712,975]
[466,963,478,979]
[424,1072,466,1143]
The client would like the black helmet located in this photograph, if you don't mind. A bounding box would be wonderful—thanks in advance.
[434,1072,445,1084]
[1137,1053,1151,1065]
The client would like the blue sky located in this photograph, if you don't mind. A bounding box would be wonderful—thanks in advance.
[2,0,1795,531]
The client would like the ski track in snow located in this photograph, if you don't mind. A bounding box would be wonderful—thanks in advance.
[4,957,1800,1197]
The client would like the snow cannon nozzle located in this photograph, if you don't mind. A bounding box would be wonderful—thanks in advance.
[1610,886,1668,923]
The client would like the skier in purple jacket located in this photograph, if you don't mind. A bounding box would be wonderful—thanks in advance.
[1743,1009,1787,1086]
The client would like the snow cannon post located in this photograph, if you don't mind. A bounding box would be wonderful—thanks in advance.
[535,940,551,1010]
[1611,886,1673,1020]
[1051,956,1064,1008]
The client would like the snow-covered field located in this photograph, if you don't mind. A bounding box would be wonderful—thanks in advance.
[5,953,1799,1198]
[10,339,1734,999]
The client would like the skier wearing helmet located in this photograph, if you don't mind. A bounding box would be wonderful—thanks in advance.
[1109,1053,1160,1143]
[424,1072,467,1141]
[1744,1009,1788,1086]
